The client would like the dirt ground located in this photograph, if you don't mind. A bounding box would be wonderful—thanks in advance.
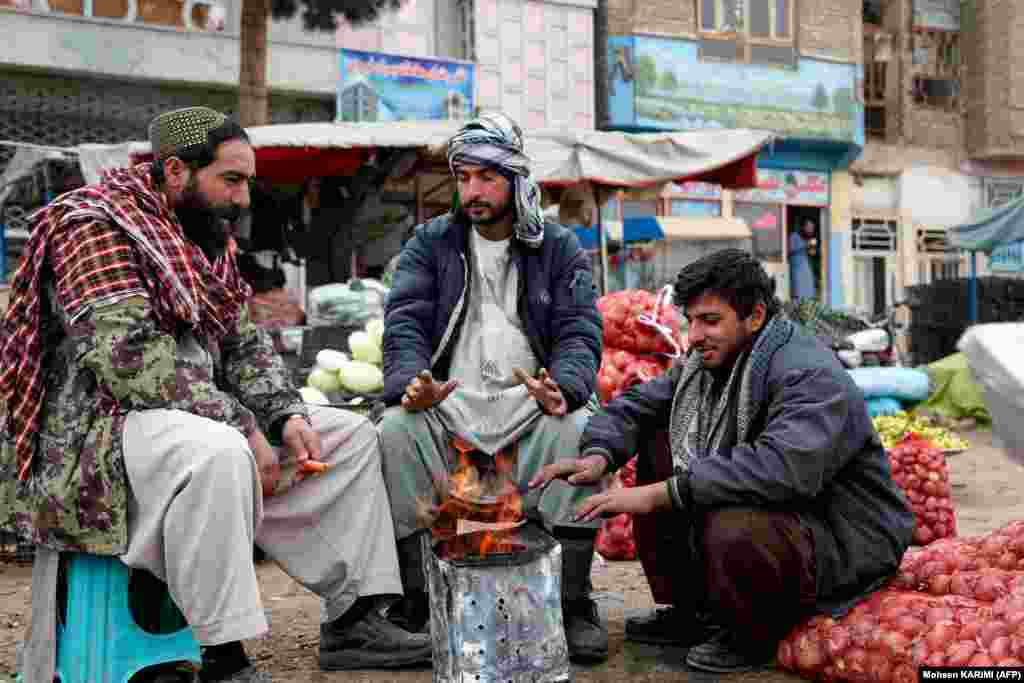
[1,428,1022,682]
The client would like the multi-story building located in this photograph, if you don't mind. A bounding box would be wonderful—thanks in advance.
[602,0,865,306]
[337,0,596,130]
[853,0,1024,318]
[0,0,595,161]
[0,0,342,168]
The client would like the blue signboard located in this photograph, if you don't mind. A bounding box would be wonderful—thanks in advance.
[338,49,476,122]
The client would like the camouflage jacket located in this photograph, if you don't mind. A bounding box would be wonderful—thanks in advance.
[0,243,305,555]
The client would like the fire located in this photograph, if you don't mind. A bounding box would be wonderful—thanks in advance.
[425,439,525,559]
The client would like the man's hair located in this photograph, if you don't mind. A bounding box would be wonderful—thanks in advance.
[150,119,250,186]
[674,248,780,320]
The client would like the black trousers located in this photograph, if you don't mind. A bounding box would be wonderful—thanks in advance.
[633,431,818,653]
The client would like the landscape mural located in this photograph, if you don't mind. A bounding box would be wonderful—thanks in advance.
[608,35,865,145]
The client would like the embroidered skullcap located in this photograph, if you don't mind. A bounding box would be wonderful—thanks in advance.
[447,111,545,248]
[148,107,229,161]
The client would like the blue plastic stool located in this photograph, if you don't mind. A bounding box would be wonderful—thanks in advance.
[55,554,201,683]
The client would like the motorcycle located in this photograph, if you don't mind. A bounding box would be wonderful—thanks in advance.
[835,303,907,369]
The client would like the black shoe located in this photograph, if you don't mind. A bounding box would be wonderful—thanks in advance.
[386,589,430,634]
[685,630,775,673]
[625,606,719,646]
[563,596,609,663]
[319,609,432,670]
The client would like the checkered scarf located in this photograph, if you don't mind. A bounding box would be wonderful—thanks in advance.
[668,316,791,473]
[0,164,250,480]
[447,112,545,248]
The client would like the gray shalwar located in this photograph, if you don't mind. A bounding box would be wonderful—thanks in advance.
[120,405,401,645]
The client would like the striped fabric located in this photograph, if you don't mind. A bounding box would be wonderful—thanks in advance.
[0,164,250,480]
[446,112,545,248]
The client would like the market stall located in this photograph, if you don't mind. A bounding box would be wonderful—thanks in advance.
[948,192,1024,323]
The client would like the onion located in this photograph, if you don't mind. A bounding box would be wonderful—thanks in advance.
[946,640,978,667]
[979,620,1009,647]
[988,636,1013,659]
[866,652,893,683]
[825,626,851,657]
[925,622,960,651]
[967,654,995,667]
[794,633,824,672]
[930,574,952,594]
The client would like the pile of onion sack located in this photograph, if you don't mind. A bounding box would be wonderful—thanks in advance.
[594,288,686,561]
[887,434,957,546]
[595,288,687,403]
[778,520,1024,681]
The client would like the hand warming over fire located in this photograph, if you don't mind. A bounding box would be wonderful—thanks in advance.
[529,453,608,489]
[514,367,568,416]
[402,369,459,412]
[572,481,672,523]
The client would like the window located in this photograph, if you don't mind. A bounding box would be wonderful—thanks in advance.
[622,200,658,218]
[985,179,1024,209]
[457,0,475,62]
[699,0,794,67]
[701,0,741,35]
[733,202,783,261]
[669,199,721,218]
[37,0,225,29]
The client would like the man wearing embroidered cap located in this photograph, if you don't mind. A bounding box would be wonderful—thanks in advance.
[0,107,430,682]
[378,112,609,661]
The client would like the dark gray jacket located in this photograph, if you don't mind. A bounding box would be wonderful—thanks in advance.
[382,213,603,412]
[581,318,914,615]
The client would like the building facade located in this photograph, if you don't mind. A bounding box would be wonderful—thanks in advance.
[603,0,865,307]
[0,0,340,170]
[853,0,1024,319]
[336,0,596,129]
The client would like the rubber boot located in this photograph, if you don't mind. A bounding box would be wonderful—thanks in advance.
[386,531,431,633]
[556,530,609,663]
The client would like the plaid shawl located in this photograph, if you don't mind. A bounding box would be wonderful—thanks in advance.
[0,165,251,480]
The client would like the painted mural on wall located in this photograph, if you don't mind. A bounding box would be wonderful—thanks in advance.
[337,49,475,122]
[608,35,864,145]
[913,0,960,31]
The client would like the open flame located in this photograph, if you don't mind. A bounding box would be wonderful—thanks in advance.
[423,438,525,559]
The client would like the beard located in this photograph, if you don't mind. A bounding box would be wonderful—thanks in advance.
[173,178,242,261]
[462,197,514,226]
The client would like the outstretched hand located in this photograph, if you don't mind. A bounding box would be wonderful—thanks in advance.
[572,482,672,523]
[514,367,568,416]
[402,369,458,412]
[529,453,608,489]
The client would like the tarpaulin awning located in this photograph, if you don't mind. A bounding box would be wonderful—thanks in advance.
[949,193,1024,253]
[574,216,752,249]
[75,121,773,190]
[635,216,751,241]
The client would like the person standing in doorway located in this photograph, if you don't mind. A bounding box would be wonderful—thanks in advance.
[789,218,818,301]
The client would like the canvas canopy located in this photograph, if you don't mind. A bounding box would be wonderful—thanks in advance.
[75,121,772,190]
[948,193,1024,253]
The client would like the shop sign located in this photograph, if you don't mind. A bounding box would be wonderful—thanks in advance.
[337,49,476,122]
[665,181,722,199]
[914,0,960,31]
[734,169,830,206]
[990,241,1024,273]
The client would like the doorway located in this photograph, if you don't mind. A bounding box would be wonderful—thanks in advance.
[786,205,825,301]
